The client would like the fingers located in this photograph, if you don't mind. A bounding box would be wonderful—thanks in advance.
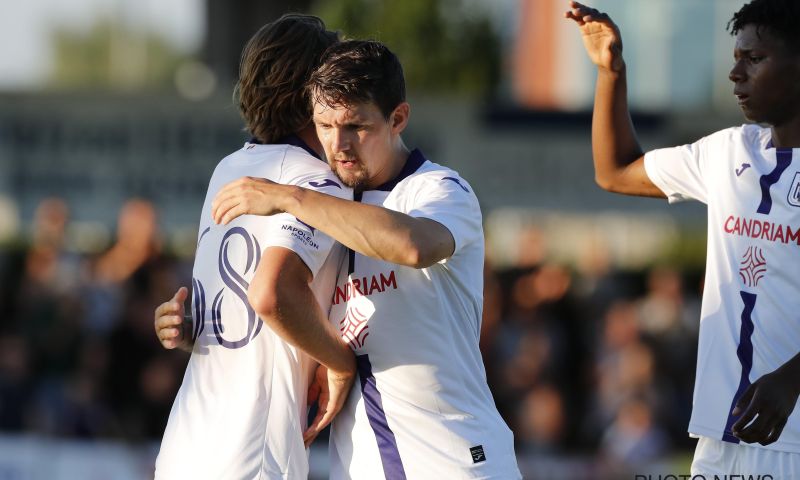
[732,383,756,417]
[303,384,331,447]
[763,420,788,445]
[211,192,236,225]
[303,403,336,448]
[730,383,788,444]
[307,382,321,406]
[211,177,249,221]
[730,385,757,435]
[564,2,597,21]
[307,367,322,406]
[158,328,183,349]
[173,286,189,304]
[154,287,189,349]
[212,197,244,225]
[155,287,189,318]
[564,2,610,26]
[735,412,779,444]
[731,398,757,435]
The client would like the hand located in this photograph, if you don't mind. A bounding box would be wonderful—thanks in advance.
[211,176,290,225]
[564,1,624,73]
[731,367,800,445]
[154,287,193,352]
[303,362,356,447]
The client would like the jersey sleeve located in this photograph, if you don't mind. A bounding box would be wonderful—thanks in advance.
[258,156,353,278]
[644,136,710,204]
[406,172,483,261]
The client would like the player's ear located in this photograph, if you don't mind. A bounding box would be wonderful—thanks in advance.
[389,102,410,135]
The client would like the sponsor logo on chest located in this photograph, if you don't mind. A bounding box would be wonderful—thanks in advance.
[724,215,800,246]
[332,270,398,306]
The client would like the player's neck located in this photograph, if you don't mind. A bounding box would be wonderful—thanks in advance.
[296,125,325,159]
[770,118,800,148]
[365,141,411,190]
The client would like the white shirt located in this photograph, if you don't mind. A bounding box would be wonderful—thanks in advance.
[155,139,350,479]
[328,149,521,479]
[644,124,800,453]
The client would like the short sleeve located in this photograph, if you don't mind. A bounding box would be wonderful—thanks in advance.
[644,137,709,204]
[258,155,353,277]
[406,173,483,260]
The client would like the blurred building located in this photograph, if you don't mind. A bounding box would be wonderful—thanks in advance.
[512,0,744,112]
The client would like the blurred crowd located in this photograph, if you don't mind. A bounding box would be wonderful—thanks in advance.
[0,197,703,472]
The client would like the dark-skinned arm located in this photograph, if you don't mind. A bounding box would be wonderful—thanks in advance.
[732,352,800,445]
[565,1,665,198]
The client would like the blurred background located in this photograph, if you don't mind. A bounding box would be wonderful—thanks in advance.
[0,0,750,478]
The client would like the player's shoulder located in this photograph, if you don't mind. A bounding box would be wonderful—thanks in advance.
[280,148,351,198]
[406,160,475,197]
[213,142,290,170]
[281,145,330,172]
[704,123,770,149]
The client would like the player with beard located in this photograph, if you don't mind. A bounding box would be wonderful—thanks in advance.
[212,40,521,479]
[153,15,355,479]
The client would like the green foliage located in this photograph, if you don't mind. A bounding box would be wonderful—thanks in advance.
[49,20,186,91]
[311,0,501,97]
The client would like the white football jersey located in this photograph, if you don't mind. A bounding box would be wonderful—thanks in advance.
[155,138,350,479]
[328,149,521,479]
[644,124,800,453]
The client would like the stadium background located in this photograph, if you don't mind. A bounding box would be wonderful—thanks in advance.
[0,0,750,478]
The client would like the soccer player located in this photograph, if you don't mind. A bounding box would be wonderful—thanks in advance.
[212,40,522,479]
[152,15,356,479]
[566,0,800,475]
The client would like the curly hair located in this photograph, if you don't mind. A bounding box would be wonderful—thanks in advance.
[236,15,339,144]
[728,0,800,49]
[308,40,406,119]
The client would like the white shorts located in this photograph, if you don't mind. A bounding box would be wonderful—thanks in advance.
[691,436,800,479]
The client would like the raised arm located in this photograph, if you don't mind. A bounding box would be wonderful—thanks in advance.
[565,1,664,198]
[212,180,455,269]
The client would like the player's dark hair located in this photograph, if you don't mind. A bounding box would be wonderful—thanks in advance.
[728,0,800,50]
[308,40,406,119]
[236,14,339,144]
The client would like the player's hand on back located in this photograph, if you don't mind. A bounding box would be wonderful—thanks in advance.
[731,366,800,445]
[564,1,624,73]
[303,362,356,447]
[154,286,193,352]
[212,176,289,225]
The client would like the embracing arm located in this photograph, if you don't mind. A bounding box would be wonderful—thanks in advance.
[213,182,455,269]
[565,1,664,198]
[249,246,355,442]
[248,246,355,375]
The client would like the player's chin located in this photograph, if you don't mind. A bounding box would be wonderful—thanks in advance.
[738,105,759,122]
[334,170,364,189]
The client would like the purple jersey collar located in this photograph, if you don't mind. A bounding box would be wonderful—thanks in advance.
[249,134,321,160]
[371,148,427,192]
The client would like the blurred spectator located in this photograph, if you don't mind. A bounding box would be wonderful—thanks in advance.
[84,198,162,335]
[516,383,567,454]
[0,197,700,471]
[600,396,670,470]
[0,335,33,431]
